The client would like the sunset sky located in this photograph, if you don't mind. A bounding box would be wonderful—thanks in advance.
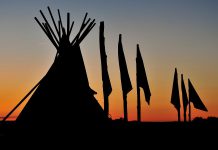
[0,0,217,121]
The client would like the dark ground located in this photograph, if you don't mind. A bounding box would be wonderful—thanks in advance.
[0,118,217,148]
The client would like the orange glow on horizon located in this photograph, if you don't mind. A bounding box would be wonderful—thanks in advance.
[0,52,216,122]
[0,85,215,122]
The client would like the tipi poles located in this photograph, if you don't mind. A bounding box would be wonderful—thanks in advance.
[34,17,58,49]
[39,10,59,45]
[2,79,42,122]
[2,55,58,122]
[47,7,60,39]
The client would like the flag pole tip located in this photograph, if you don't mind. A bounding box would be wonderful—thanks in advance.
[119,34,122,41]
[137,44,139,49]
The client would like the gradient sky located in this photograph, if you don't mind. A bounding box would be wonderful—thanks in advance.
[0,0,217,121]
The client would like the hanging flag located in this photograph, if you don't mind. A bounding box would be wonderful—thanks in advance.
[118,34,132,95]
[181,74,188,112]
[136,44,151,104]
[171,68,180,110]
[99,21,112,97]
[188,79,208,111]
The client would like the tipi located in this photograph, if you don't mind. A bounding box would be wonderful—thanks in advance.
[4,7,108,130]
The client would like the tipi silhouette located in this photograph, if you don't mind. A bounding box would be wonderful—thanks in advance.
[3,7,108,130]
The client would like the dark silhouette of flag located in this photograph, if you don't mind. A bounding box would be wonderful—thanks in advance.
[99,21,112,117]
[136,44,151,105]
[181,74,188,122]
[118,34,132,95]
[171,68,180,110]
[188,79,208,111]
[99,22,112,97]
[171,68,180,122]
[118,34,132,122]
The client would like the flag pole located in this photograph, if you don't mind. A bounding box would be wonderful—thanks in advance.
[104,94,109,118]
[137,82,141,122]
[123,93,128,122]
[171,68,181,123]
[118,34,132,123]
[181,74,187,122]
[99,21,112,118]
[184,108,187,122]
[136,48,141,122]
[178,108,181,122]
[188,100,191,122]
